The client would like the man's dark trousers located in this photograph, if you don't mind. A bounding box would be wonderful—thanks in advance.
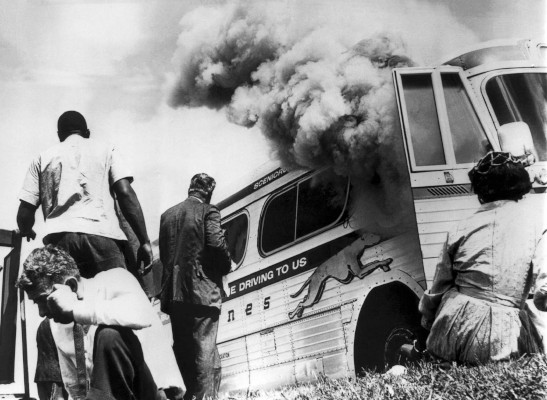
[88,325,160,400]
[43,232,128,278]
[169,304,221,400]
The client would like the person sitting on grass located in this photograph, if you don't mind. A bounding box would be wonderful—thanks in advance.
[17,245,171,400]
[419,151,547,365]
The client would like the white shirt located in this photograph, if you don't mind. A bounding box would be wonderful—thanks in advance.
[19,135,131,240]
[49,268,184,399]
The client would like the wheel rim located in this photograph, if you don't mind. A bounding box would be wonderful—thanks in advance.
[384,327,416,368]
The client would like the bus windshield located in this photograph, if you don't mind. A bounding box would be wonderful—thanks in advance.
[485,72,547,160]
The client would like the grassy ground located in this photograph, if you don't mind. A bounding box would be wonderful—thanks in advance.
[222,354,547,400]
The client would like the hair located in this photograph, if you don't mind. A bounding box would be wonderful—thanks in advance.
[468,152,532,203]
[16,245,80,293]
[188,173,216,201]
[57,111,89,141]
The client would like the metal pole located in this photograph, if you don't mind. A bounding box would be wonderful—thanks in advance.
[20,287,30,400]
[12,230,30,400]
[11,230,30,400]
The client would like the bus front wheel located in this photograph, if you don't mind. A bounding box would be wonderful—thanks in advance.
[353,283,426,374]
[383,324,423,368]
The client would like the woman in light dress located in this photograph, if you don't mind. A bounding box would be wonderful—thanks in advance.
[420,151,547,364]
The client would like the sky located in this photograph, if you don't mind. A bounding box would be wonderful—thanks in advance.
[0,0,545,394]
[0,0,545,260]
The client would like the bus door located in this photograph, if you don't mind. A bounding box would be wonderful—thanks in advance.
[393,67,494,286]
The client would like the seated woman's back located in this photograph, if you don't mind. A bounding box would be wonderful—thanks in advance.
[452,198,544,308]
[420,152,546,364]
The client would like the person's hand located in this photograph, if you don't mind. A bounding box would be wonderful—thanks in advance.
[534,289,547,312]
[222,274,230,298]
[18,229,36,242]
[138,242,154,276]
[47,284,78,324]
[421,315,433,331]
[157,389,168,400]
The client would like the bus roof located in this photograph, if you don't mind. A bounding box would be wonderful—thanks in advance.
[216,166,309,212]
[440,38,545,70]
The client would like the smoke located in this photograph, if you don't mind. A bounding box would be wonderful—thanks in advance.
[168,3,289,109]
[168,0,477,232]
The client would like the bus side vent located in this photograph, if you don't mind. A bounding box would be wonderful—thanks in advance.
[413,184,472,199]
[428,185,470,196]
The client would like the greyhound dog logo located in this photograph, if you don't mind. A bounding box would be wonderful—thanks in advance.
[289,233,392,319]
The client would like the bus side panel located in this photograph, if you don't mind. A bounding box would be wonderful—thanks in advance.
[219,272,350,392]
[290,309,347,380]
[219,227,429,392]
[218,337,249,393]
[246,309,348,391]
[248,362,296,391]
[414,196,479,285]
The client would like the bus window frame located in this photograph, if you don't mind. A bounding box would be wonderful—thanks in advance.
[536,44,547,63]
[394,66,495,173]
[480,68,547,153]
[221,210,250,272]
[258,170,350,257]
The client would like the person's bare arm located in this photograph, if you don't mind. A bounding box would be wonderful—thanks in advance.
[16,201,38,241]
[112,179,153,272]
[49,271,154,329]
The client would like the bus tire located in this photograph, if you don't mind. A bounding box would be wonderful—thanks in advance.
[356,318,421,373]
[353,283,425,374]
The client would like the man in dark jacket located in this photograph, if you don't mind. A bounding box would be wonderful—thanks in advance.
[159,173,231,400]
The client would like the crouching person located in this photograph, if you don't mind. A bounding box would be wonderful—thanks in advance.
[17,245,164,400]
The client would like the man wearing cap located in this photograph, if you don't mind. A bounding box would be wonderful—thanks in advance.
[159,173,232,400]
[17,110,154,398]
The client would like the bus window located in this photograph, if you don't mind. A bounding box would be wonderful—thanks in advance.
[296,173,346,239]
[401,74,446,166]
[485,73,547,160]
[222,213,249,267]
[261,171,348,255]
[261,187,297,253]
[441,73,490,163]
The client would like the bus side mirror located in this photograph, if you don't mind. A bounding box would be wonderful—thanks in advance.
[497,122,536,166]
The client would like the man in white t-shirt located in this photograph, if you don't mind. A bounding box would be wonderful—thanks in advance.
[17,110,155,398]
[17,110,153,278]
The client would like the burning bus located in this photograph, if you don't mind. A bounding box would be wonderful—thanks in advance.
[214,38,547,393]
[0,38,546,399]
